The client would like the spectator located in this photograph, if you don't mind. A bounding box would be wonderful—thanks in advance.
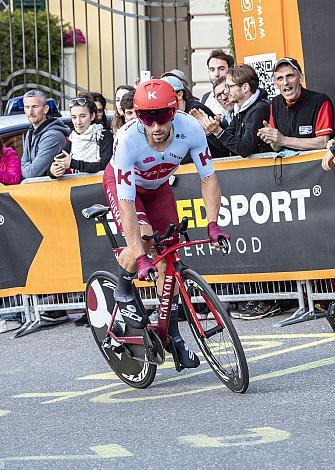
[322,140,335,171]
[258,57,334,151]
[48,97,113,178]
[160,69,194,100]
[21,89,69,179]
[111,85,136,135]
[161,75,214,116]
[191,64,271,158]
[200,49,234,116]
[161,75,224,160]
[120,90,137,122]
[78,91,109,129]
[211,76,235,128]
[0,139,22,185]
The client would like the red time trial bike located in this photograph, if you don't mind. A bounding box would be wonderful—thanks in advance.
[82,204,249,393]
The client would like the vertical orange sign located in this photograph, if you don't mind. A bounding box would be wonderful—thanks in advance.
[229,0,304,98]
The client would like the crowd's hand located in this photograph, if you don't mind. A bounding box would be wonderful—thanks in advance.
[136,254,158,281]
[326,138,335,150]
[257,120,285,146]
[190,108,221,135]
[50,161,66,178]
[321,149,335,171]
[54,150,71,170]
[207,221,230,253]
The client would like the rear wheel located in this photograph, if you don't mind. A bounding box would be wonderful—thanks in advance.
[85,271,157,388]
[180,269,249,393]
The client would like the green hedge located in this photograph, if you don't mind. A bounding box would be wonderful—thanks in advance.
[0,9,62,102]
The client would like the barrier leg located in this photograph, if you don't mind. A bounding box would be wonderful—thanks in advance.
[275,281,309,327]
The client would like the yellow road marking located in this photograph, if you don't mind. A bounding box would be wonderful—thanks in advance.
[0,443,132,467]
[12,334,335,404]
[179,427,290,448]
[14,382,122,404]
[0,410,11,417]
[91,355,335,403]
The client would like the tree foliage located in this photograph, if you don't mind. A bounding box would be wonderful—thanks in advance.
[0,9,62,102]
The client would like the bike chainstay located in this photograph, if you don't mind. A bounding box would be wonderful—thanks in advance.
[120,328,165,365]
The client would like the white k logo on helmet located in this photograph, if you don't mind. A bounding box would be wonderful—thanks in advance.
[148,91,157,100]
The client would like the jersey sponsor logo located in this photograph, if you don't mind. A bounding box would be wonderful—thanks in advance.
[117,169,132,186]
[199,147,212,166]
[148,91,157,100]
[135,162,178,180]
[299,125,313,135]
[143,156,155,163]
[169,152,182,160]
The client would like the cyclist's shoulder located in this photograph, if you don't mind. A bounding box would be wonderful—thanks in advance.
[173,110,202,135]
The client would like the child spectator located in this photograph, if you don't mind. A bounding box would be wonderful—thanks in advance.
[48,97,113,178]
[0,139,22,185]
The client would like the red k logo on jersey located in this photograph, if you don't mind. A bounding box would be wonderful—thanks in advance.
[199,147,211,166]
[135,162,177,180]
[117,169,131,186]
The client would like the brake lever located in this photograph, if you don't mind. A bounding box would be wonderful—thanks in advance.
[218,236,231,255]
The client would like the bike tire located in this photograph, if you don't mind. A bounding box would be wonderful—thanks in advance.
[85,271,157,389]
[180,269,249,393]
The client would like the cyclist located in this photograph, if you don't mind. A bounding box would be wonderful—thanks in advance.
[103,79,229,368]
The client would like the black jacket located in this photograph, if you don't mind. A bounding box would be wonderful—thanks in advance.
[207,88,271,158]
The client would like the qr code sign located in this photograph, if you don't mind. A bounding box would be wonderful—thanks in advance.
[244,53,278,99]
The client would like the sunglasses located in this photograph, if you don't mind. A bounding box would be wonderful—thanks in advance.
[136,108,173,126]
[68,98,88,108]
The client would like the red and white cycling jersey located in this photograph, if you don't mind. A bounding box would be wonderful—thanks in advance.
[110,111,214,201]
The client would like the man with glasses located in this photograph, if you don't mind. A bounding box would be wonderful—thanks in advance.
[21,89,69,179]
[258,57,333,151]
[103,79,230,368]
[191,64,271,158]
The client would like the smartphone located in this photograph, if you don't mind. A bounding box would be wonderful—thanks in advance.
[140,70,151,83]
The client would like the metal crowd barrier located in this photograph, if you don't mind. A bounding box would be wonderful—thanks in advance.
[2,278,335,338]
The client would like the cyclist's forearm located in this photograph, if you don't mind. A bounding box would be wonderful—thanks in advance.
[201,174,221,223]
[119,200,145,258]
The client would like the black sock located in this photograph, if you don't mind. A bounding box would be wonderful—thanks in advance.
[114,267,136,302]
[167,294,182,341]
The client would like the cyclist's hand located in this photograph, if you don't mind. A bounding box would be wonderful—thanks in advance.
[136,254,158,281]
[208,221,230,254]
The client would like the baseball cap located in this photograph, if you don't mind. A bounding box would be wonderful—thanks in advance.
[273,57,302,73]
[161,69,189,86]
[161,75,184,92]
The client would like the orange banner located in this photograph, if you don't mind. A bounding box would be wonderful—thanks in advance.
[229,0,305,97]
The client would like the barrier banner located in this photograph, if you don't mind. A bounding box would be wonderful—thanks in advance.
[0,152,334,296]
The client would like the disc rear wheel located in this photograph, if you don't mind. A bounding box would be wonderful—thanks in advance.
[85,271,157,389]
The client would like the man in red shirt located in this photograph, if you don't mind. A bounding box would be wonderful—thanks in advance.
[258,57,333,151]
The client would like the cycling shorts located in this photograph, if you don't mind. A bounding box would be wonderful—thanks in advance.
[103,164,179,244]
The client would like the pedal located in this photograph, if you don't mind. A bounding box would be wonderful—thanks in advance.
[143,328,165,365]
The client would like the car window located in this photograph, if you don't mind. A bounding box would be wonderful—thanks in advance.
[2,131,25,158]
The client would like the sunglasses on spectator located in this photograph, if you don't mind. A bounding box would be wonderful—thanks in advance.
[68,98,88,108]
[136,108,173,126]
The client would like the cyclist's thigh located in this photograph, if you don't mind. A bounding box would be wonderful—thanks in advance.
[139,182,179,242]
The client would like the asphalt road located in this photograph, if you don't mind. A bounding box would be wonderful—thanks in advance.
[1,314,335,470]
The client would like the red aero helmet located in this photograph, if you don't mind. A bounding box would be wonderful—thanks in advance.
[133,79,177,113]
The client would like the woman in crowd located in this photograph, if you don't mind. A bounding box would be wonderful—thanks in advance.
[78,91,109,129]
[49,97,113,178]
[111,84,135,135]
[0,139,22,185]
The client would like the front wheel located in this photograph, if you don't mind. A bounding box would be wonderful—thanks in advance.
[180,269,249,393]
[85,271,157,389]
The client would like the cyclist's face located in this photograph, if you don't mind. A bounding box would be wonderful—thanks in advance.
[70,105,95,134]
[144,120,172,144]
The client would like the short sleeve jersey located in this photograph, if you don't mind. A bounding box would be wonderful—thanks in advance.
[111,111,214,201]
